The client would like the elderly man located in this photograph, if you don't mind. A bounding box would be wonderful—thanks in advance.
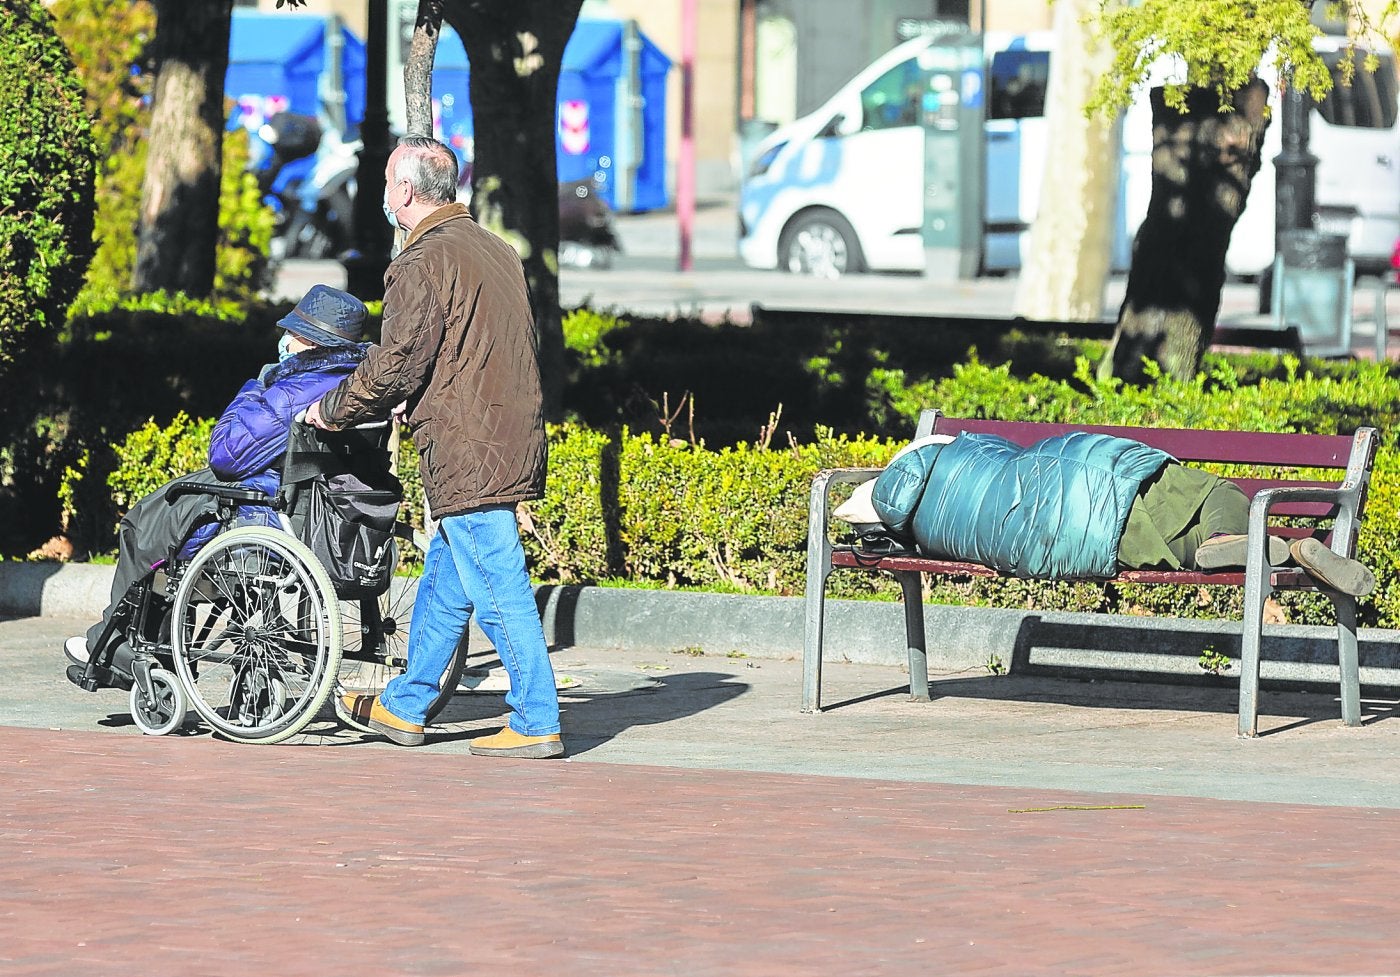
[307,136,562,757]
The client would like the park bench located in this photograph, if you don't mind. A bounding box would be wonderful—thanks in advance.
[803,409,1379,736]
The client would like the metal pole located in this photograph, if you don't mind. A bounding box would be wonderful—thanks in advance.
[1274,70,1317,246]
[677,0,697,271]
[343,0,395,299]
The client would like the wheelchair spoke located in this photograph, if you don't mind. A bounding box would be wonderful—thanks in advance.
[171,527,342,744]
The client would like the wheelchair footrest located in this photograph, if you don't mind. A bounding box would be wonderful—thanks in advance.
[66,662,132,692]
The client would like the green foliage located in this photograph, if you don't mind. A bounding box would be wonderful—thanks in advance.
[1090,0,1398,116]
[562,307,628,368]
[1198,647,1233,675]
[48,0,153,157]
[52,0,274,312]
[51,350,1400,630]
[562,307,1100,444]
[104,413,215,511]
[0,0,97,368]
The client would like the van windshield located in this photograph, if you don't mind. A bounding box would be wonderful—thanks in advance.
[860,58,922,130]
[989,49,1049,120]
[1316,50,1399,129]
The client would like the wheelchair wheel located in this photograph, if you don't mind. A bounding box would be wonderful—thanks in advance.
[170,526,342,744]
[337,538,464,723]
[130,667,187,736]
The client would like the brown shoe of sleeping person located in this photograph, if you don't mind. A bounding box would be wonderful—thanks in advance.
[1192,534,1290,571]
[1290,538,1376,597]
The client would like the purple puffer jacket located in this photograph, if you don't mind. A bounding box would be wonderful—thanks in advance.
[180,344,367,557]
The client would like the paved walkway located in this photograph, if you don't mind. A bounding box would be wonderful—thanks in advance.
[7,613,1400,975]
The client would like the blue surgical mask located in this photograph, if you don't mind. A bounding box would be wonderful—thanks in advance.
[278,332,296,363]
[382,178,406,229]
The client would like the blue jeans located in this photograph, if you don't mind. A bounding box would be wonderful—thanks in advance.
[380,504,560,736]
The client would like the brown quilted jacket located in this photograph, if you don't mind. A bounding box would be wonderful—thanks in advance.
[319,203,546,516]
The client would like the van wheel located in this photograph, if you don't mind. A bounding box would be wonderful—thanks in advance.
[779,211,864,279]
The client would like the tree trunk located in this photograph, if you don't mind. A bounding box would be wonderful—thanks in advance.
[1012,0,1120,322]
[405,0,446,137]
[447,0,582,421]
[133,0,231,296]
[1100,80,1270,383]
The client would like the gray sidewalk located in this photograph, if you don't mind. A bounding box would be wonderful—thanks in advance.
[9,611,1400,809]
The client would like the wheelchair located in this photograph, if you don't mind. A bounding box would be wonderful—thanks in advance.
[68,422,466,744]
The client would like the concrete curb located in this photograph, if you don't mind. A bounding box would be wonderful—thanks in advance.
[5,561,1399,686]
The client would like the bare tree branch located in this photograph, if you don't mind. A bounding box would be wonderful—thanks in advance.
[405,0,445,137]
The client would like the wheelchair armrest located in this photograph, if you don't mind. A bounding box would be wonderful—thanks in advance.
[293,413,389,431]
[166,482,275,506]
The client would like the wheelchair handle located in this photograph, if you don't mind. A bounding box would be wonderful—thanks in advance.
[166,482,274,505]
[293,411,389,431]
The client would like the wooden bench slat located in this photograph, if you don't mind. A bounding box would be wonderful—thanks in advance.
[830,549,1319,589]
[931,418,1356,468]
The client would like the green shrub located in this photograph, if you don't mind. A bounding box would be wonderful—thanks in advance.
[80,371,1400,631]
[53,0,274,313]
[105,412,215,509]
[562,307,628,368]
[0,0,97,369]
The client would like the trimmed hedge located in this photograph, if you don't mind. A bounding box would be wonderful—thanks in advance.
[0,0,96,369]
[75,352,1400,629]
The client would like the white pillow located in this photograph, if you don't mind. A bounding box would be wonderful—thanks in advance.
[834,478,880,525]
[832,434,955,526]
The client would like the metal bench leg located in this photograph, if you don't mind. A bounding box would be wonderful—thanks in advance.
[897,571,928,701]
[1237,561,1270,738]
[802,476,835,714]
[802,557,830,714]
[1331,593,1362,727]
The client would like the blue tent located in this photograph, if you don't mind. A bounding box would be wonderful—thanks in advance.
[226,12,366,131]
[433,19,671,212]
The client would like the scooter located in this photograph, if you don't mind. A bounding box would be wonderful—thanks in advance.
[255,115,358,261]
[456,164,622,269]
[558,178,622,269]
[281,131,359,261]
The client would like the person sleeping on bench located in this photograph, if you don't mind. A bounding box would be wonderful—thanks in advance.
[836,431,1375,597]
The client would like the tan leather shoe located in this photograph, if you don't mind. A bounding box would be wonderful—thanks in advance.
[339,693,424,746]
[1193,534,1290,571]
[335,692,377,734]
[1290,538,1376,597]
[469,726,564,759]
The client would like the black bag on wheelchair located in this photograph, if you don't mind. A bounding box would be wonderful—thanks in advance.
[282,422,402,599]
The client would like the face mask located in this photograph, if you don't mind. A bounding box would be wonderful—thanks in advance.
[382,178,407,229]
[278,332,297,363]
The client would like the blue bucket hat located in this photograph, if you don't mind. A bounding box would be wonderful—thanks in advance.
[277,284,367,347]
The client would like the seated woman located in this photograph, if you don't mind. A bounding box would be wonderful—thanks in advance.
[845,431,1375,597]
[63,284,371,683]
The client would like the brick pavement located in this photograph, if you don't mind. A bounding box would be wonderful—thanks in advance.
[5,724,1400,977]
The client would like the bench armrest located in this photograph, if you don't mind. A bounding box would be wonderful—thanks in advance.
[1247,427,1375,561]
[807,467,883,574]
[1248,483,1366,558]
[809,467,883,527]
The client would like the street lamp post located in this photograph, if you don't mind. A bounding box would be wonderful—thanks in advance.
[343,0,394,299]
[1274,71,1318,246]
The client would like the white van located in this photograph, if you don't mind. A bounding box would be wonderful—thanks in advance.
[739,31,1400,280]
[1221,35,1400,277]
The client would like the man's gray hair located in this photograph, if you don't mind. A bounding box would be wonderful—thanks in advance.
[393,135,459,205]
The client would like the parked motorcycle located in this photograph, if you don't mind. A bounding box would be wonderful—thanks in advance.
[255,113,358,261]
[558,178,622,269]
[456,164,622,269]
